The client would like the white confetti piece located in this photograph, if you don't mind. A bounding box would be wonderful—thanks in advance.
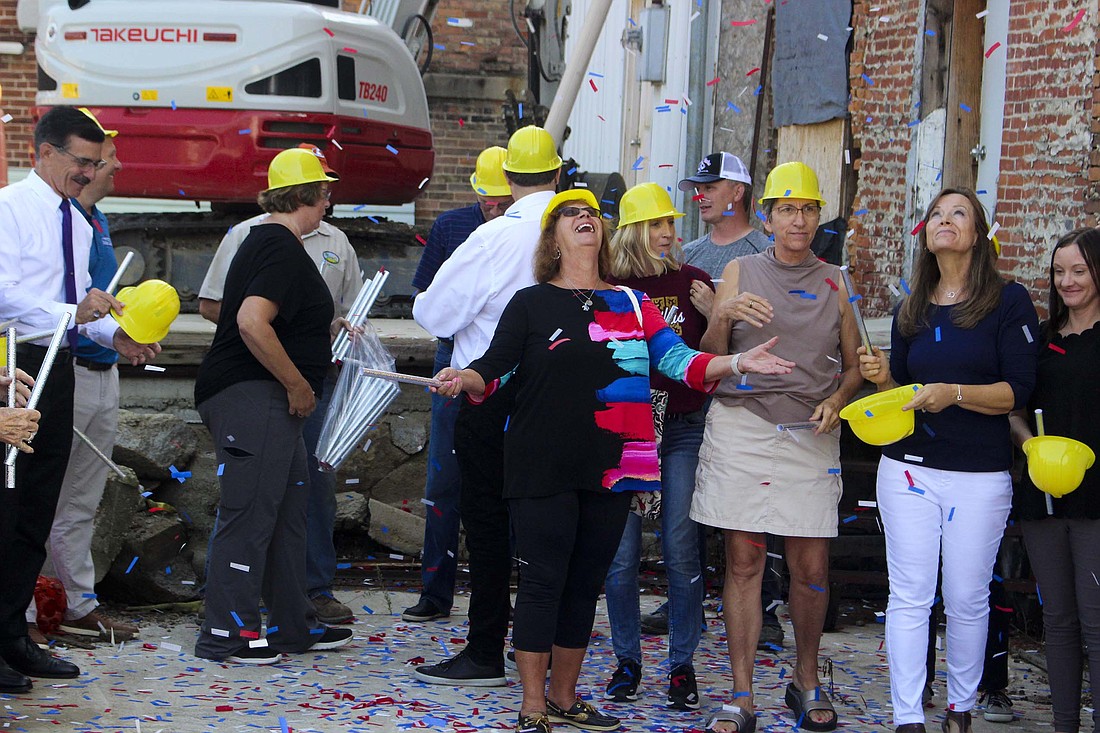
[889,283,901,297]
[331,139,343,150]
[988,221,1001,239]
[346,478,360,484]
[210,628,230,638]
[690,574,701,583]
[389,553,403,560]
[1022,324,1033,343]
[0,114,12,124]
[844,149,851,164]
[421,498,435,506]
[765,599,781,612]
[766,552,783,560]
[144,364,166,372]
[817,33,829,41]
[549,328,563,341]
[976,9,989,18]
[447,550,455,557]
[248,638,270,648]
[904,454,924,463]
[160,642,182,652]
[858,500,878,508]
[180,580,196,585]
[229,562,250,572]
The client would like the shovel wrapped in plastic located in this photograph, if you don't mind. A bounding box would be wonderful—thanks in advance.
[315,323,401,472]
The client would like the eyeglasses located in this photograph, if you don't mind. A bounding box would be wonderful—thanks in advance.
[772,203,821,220]
[557,206,600,218]
[50,144,107,172]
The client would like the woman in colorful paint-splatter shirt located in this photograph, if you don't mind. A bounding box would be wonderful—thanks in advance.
[431,190,794,733]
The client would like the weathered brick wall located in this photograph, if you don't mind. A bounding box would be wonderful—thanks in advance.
[846,0,923,318]
[0,0,38,169]
[847,2,1098,319]
[0,0,526,226]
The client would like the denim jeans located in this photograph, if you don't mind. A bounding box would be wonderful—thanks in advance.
[605,410,705,668]
[417,340,463,610]
[303,372,338,598]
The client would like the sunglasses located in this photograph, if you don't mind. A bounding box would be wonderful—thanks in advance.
[557,206,599,218]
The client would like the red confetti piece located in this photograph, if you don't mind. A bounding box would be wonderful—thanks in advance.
[904,470,915,487]
[745,539,765,547]
[825,277,839,291]
[548,337,571,350]
[458,118,464,127]
[911,220,926,236]
[664,98,680,104]
[342,47,358,54]
[415,234,426,245]
[984,41,1001,58]
[240,629,259,639]
[705,77,721,86]
[731,19,757,26]
[216,705,235,712]
[597,115,606,121]
[994,605,1014,613]
[1061,8,1087,32]
[322,27,334,37]
[746,67,761,76]
[589,78,599,92]
[692,193,705,201]
[1048,343,1066,354]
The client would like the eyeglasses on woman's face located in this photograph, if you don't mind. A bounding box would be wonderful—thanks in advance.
[557,206,599,219]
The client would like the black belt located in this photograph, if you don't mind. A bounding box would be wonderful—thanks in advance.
[75,358,114,372]
[16,344,72,364]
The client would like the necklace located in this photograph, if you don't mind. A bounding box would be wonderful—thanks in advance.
[939,286,962,301]
[562,275,598,311]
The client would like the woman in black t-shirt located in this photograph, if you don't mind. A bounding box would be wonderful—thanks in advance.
[193,148,351,665]
[1009,228,1100,733]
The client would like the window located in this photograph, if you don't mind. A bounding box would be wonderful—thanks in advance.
[244,59,322,98]
[337,56,356,101]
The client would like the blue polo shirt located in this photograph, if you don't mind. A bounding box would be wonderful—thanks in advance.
[411,202,486,292]
[71,200,119,364]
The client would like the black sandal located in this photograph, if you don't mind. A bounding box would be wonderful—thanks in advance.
[784,682,838,732]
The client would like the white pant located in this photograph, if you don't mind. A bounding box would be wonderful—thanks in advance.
[27,363,119,622]
[877,455,1011,725]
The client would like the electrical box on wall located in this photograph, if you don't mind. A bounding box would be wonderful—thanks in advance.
[639,5,670,83]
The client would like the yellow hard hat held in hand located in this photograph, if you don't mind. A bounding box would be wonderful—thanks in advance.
[111,279,181,344]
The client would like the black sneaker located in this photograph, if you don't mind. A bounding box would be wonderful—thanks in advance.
[225,646,282,665]
[516,712,552,733]
[401,598,449,622]
[414,648,506,687]
[546,698,621,731]
[309,626,354,651]
[605,658,641,702]
[640,610,669,635]
[666,663,700,710]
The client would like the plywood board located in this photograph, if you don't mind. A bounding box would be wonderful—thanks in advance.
[777,117,845,222]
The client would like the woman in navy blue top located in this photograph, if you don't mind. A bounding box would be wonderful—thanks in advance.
[858,188,1037,733]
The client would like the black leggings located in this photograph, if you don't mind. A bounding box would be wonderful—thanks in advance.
[510,490,631,652]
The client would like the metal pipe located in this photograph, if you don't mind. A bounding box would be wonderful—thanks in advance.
[839,265,872,353]
[681,0,710,244]
[5,312,72,467]
[5,327,15,488]
[543,0,615,144]
[73,426,126,478]
[332,269,389,363]
[15,329,58,345]
[105,251,135,296]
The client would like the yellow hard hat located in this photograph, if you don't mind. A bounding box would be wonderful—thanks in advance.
[111,279,181,344]
[617,183,685,228]
[502,126,563,174]
[1023,435,1096,498]
[542,189,601,231]
[839,384,922,446]
[266,148,338,192]
[78,107,118,138]
[470,146,511,198]
[759,161,826,207]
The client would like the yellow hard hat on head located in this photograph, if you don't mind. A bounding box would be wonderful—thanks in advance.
[617,183,685,228]
[759,161,826,207]
[111,279,181,344]
[266,148,338,191]
[78,107,117,138]
[503,126,563,174]
[470,146,511,197]
[542,189,601,231]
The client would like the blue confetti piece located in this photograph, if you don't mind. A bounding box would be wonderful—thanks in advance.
[854,208,869,216]
[655,105,672,112]
[799,292,818,300]
[170,100,177,110]
[628,16,636,26]
[362,605,374,614]
[992,573,1003,583]
[848,294,862,302]
[789,289,805,294]
[732,691,751,698]
[976,189,988,195]
[754,85,763,96]
[923,423,936,437]
[165,566,171,575]
[755,210,767,222]
[309,627,324,634]
[238,128,250,135]
[727,102,742,113]
[959,103,972,112]
[82,592,97,599]
[631,156,645,170]
[230,611,244,627]
[217,463,225,476]
[518,102,523,118]
[588,71,604,78]
[1037,584,1043,605]
[366,215,380,223]
[125,556,138,574]
[433,43,445,50]
[861,73,875,85]
[336,562,352,569]
[268,625,279,633]
[504,415,511,431]
[926,29,936,36]
[386,144,398,155]
[864,409,874,418]
[907,120,920,128]
[279,717,290,733]
[827,468,841,475]
[735,384,754,391]
[566,166,578,175]
[842,515,858,524]
[948,507,956,521]
[908,486,926,495]
[935,326,942,342]
[823,229,838,234]
[901,278,911,295]
[809,584,826,592]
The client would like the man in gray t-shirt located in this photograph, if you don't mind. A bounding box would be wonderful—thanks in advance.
[678,152,770,281]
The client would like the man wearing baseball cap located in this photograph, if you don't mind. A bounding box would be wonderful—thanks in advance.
[198,142,364,626]
[678,152,771,287]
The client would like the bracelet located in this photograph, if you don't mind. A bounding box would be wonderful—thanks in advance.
[955,383,963,402]
[730,352,743,378]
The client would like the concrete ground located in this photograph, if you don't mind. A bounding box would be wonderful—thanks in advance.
[1,589,1061,733]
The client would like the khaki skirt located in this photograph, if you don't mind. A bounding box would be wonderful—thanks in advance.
[690,401,842,537]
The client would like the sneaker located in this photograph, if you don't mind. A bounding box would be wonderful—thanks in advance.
[507,649,553,673]
[517,712,552,733]
[757,623,784,651]
[667,663,700,710]
[640,610,669,635]
[225,646,282,665]
[60,611,139,642]
[309,626,354,651]
[546,698,621,731]
[401,598,449,622]
[414,648,506,687]
[311,595,355,625]
[980,689,1014,723]
[605,658,641,702]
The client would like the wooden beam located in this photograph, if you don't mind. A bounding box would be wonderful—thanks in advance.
[942,0,985,188]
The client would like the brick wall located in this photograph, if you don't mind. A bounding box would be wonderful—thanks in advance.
[0,0,526,226]
[846,1,1099,319]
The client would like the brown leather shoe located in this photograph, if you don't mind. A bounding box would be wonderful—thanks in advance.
[60,611,139,642]
[896,725,927,733]
[942,710,972,733]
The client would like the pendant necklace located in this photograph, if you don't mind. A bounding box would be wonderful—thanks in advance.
[562,275,596,311]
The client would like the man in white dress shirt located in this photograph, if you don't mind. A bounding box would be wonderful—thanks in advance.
[411,126,561,686]
[0,107,159,693]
